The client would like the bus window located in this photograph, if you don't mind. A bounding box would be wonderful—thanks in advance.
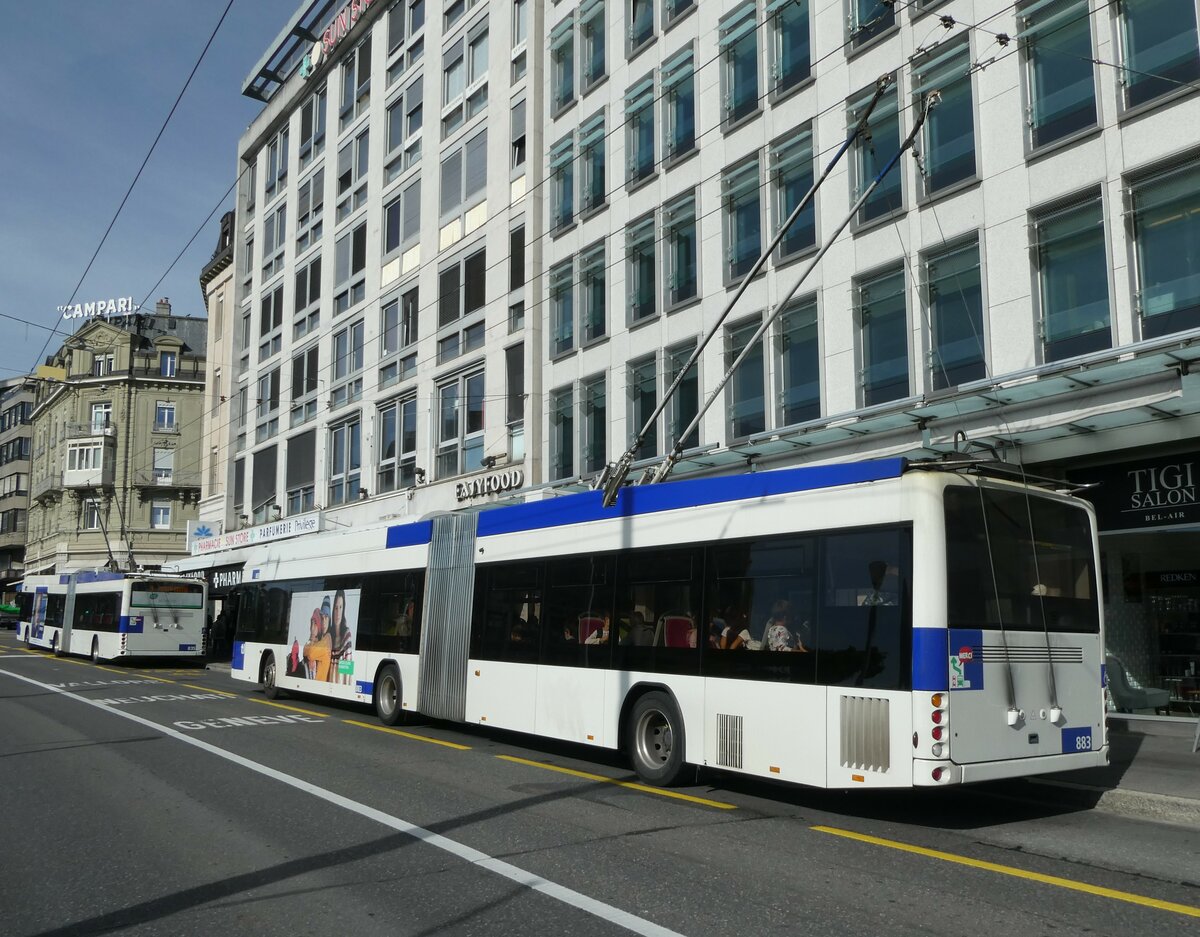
[75,594,121,633]
[815,526,912,690]
[473,562,542,663]
[945,488,1099,634]
[542,555,615,669]
[613,548,701,676]
[360,571,424,654]
[702,534,817,684]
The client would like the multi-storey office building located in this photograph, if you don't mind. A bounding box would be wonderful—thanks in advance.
[0,377,33,603]
[229,0,544,536]
[26,302,207,574]
[220,0,1199,714]
[538,0,1200,713]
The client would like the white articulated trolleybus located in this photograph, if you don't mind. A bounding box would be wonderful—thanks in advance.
[16,572,207,662]
[213,458,1108,789]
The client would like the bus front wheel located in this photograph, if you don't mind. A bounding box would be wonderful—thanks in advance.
[627,691,686,787]
[262,652,282,700]
[374,664,403,726]
[51,633,62,657]
[91,638,100,663]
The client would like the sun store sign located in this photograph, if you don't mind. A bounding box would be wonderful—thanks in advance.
[299,0,377,79]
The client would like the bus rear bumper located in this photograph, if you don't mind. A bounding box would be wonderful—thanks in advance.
[952,747,1109,785]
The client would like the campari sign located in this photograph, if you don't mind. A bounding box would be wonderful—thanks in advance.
[299,0,377,79]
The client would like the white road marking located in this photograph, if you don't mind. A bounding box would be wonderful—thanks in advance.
[0,667,686,937]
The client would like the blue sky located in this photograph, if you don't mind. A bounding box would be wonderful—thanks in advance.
[0,0,298,376]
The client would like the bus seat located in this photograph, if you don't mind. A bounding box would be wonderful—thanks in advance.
[578,615,605,643]
[662,614,695,648]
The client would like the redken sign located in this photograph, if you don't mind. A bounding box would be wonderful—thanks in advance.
[1071,454,1200,531]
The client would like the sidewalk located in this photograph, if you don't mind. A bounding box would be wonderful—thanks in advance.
[1018,716,1200,827]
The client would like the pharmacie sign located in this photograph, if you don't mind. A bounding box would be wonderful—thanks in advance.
[299,0,377,79]
[1070,453,1200,531]
[191,511,323,555]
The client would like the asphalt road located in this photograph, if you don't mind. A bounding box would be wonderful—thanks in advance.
[1,632,1197,937]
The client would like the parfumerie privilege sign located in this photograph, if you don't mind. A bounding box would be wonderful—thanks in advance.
[299,0,377,79]
[1070,453,1200,531]
[191,512,323,555]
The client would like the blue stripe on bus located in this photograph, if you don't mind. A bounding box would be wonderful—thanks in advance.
[60,571,125,584]
[473,458,907,540]
[355,680,373,696]
[912,628,948,691]
[385,519,433,549]
[118,616,144,634]
[1100,662,1106,688]
[231,641,246,671]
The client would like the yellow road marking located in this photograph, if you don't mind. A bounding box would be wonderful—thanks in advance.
[249,697,329,717]
[344,719,472,750]
[180,683,236,697]
[812,826,1200,919]
[497,755,737,810]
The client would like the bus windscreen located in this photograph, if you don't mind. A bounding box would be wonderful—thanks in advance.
[945,487,1099,634]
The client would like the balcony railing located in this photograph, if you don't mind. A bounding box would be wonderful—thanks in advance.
[32,474,62,500]
[133,471,201,488]
[65,420,118,439]
[153,420,180,434]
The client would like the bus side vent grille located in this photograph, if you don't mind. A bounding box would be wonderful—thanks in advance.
[715,713,744,768]
[840,696,890,773]
[976,645,1083,663]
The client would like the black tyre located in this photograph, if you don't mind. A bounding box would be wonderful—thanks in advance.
[52,633,62,657]
[374,664,403,726]
[262,652,282,699]
[91,638,100,664]
[627,691,686,786]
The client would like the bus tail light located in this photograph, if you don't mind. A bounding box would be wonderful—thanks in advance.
[931,726,944,741]
[932,767,946,782]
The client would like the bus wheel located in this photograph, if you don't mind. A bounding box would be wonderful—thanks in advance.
[52,633,62,657]
[627,691,686,787]
[374,664,403,726]
[91,638,100,663]
[262,653,282,700]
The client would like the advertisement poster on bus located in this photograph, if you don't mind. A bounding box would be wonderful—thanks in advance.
[284,588,359,686]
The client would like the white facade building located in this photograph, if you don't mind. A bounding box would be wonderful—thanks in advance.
[217,0,1200,709]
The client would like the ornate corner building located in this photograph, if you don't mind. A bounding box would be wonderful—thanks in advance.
[25,301,208,574]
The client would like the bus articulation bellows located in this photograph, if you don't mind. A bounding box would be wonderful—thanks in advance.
[198,458,1108,789]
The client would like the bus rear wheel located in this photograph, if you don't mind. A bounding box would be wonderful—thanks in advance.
[374,664,403,726]
[627,691,686,787]
[262,652,282,700]
[52,633,62,657]
[91,638,100,663]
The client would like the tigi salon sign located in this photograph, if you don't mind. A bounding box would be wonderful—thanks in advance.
[299,0,377,79]
[1070,453,1200,531]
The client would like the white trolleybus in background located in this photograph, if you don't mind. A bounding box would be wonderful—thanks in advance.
[16,572,207,662]
[212,458,1108,789]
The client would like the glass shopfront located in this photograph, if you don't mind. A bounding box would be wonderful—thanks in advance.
[1071,452,1200,716]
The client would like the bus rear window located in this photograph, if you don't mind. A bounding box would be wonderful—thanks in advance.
[945,487,1099,634]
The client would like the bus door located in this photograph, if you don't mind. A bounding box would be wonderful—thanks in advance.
[32,590,49,640]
